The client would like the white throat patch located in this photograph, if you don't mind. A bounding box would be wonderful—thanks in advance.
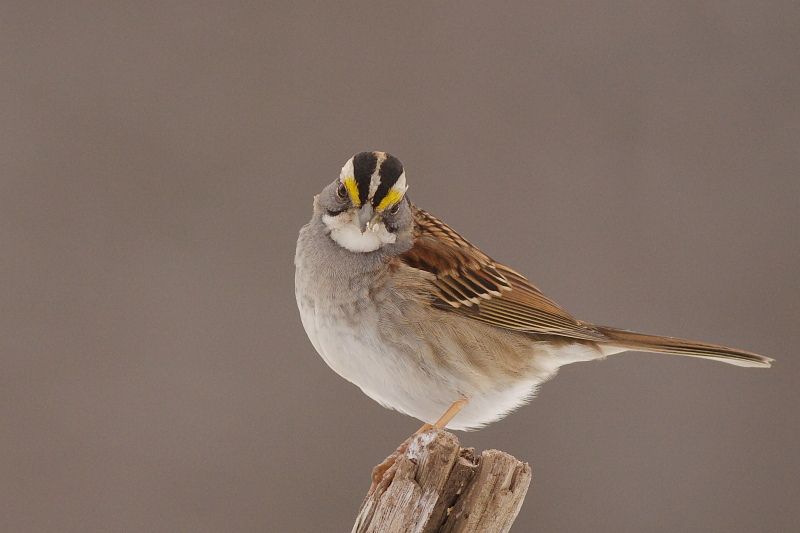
[322,211,397,253]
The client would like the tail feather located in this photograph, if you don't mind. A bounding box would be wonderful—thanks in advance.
[594,326,773,368]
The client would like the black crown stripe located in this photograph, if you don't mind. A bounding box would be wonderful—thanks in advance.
[352,152,378,205]
[373,154,404,207]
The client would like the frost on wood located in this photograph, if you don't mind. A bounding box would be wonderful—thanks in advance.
[352,428,531,533]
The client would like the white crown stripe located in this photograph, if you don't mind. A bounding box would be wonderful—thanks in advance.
[369,152,387,200]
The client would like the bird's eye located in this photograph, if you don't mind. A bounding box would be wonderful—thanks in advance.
[388,202,401,215]
[336,181,348,200]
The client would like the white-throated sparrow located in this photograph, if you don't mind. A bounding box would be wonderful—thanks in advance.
[295,151,772,433]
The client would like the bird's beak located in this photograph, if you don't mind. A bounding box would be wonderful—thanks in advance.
[357,204,381,233]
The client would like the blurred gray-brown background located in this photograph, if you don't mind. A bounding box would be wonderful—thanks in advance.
[2,2,799,532]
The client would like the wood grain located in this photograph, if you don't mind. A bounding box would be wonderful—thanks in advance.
[353,429,531,533]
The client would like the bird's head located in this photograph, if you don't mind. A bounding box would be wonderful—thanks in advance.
[317,151,411,253]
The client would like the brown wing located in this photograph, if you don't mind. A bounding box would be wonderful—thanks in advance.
[399,206,608,341]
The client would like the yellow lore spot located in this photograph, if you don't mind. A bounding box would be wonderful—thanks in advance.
[376,188,404,211]
[342,176,361,205]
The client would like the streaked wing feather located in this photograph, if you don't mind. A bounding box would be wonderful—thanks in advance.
[399,206,608,341]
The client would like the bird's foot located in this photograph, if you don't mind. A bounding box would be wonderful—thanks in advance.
[367,400,468,494]
[368,424,432,494]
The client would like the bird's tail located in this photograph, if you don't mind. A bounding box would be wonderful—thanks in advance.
[593,326,773,368]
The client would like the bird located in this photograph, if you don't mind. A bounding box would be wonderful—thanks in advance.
[294,151,772,437]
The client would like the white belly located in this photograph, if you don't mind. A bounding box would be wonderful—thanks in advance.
[296,294,587,430]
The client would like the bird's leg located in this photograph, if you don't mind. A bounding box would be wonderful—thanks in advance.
[369,398,468,493]
[432,397,468,429]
